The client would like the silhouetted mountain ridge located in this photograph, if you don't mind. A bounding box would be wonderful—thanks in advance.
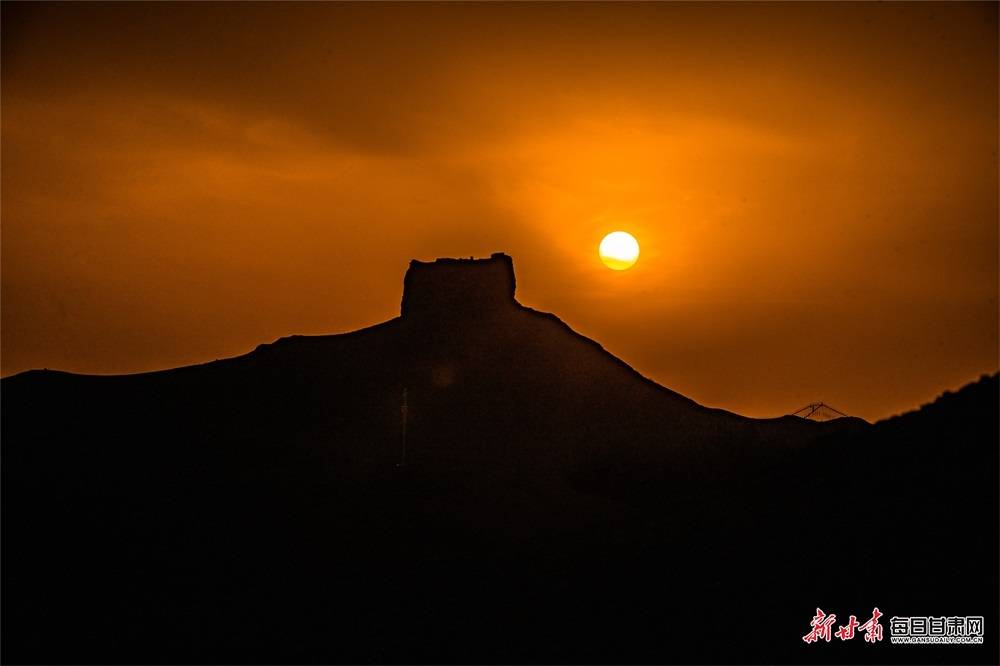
[2,253,995,665]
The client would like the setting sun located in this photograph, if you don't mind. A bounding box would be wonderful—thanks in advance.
[599,231,640,270]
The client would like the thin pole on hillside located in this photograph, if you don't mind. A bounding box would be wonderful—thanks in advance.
[398,387,408,467]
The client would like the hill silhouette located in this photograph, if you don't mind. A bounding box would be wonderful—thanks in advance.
[2,253,996,664]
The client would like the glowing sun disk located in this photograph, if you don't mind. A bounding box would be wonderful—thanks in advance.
[599,231,640,270]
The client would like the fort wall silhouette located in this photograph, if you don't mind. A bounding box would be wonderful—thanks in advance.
[400,252,517,321]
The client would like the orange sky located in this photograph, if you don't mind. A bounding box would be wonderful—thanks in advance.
[3,2,997,421]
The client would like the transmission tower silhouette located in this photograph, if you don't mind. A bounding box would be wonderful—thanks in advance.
[791,402,849,421]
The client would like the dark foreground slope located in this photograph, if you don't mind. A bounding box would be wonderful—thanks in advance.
[2,254,996,664]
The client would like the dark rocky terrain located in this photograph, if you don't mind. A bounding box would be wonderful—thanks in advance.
[2,253,996,664]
